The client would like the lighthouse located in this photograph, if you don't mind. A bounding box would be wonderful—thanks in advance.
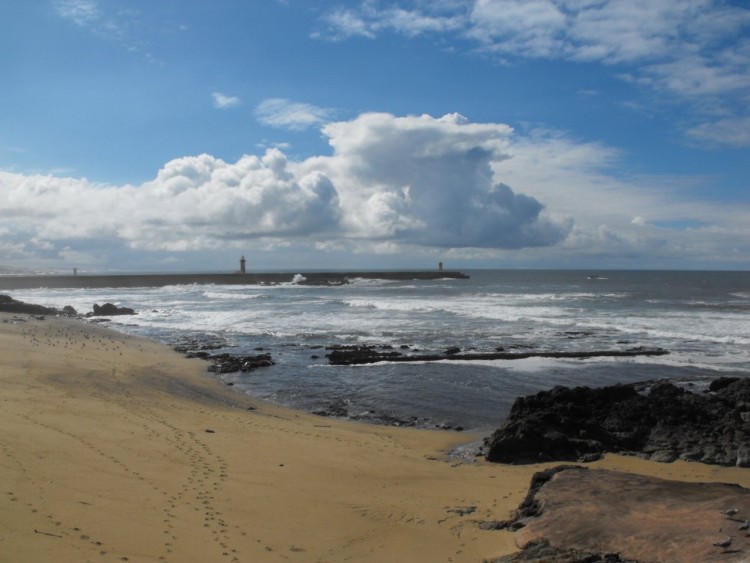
[240,256,246,274]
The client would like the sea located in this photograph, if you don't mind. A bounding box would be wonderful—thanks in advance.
[11,269,750,433]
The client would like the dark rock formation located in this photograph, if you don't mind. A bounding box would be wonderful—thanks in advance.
[327,346,669,366]
[497,465,750,562]
[0,294,63,316]
[313,399,351,418]
[326,347,404,365]
[172,335,228,354]
[492,539,633,563]
[206,352,275,374]
[484,377,750,467]
[61,305,78,316]
[313,398,429,427]
[88,303,136,316]
[170,335,273,375]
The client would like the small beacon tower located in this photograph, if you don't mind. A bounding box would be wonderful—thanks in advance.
[240,256,246,274]
[438,261,443,272]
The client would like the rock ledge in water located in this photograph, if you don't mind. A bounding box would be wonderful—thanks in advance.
[88,303,136,316]
[0,294,76,317]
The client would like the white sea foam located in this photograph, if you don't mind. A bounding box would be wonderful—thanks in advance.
[346,277,401,287]
[437,357,580,372]
[481,291,627,302]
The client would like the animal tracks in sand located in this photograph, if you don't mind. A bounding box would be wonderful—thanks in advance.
[351,505,428,526]
[0,441,115,559]
[3,379,244,560]
[3,317,247,559]
[5,316,521,563]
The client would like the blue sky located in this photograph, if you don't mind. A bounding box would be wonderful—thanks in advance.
[1,0,749,272]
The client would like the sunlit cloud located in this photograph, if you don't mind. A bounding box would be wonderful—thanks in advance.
[316,0,750,146]
[255,98,333,131]
[1,112,747,267]
[212,92,241,109]
[316,4,462,40]
[55,0,99,26]
[686,117,750,148]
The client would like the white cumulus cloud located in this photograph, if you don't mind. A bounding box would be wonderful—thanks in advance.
[2,111,747,268]
[301,112,569,248]
[0,112,573,264]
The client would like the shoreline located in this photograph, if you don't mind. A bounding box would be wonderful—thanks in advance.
[3,311,750,562]
[0,311,527,562]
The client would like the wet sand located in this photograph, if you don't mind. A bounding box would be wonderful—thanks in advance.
[2,312,749,562]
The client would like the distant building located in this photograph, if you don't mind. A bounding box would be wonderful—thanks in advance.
[438,261,443,272]
[240,256,246,274]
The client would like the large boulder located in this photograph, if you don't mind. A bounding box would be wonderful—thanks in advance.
[495,466,750,563]
[484,378,750,467]
[89,303,136,316]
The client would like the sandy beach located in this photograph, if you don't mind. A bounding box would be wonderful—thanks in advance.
[2,312,750,563]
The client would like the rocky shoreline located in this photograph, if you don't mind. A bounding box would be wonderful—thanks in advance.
[325,344,669,365]
[6,293,749,471]
[490,465,750,562]
[0,295,134,318]
[483,377,750,467]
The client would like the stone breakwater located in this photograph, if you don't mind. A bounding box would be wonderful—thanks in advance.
[0,270,469,290]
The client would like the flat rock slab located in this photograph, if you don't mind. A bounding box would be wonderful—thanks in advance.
[514,467,750,562]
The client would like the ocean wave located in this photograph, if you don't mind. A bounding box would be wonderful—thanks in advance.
[477,292,629,302]
[342,298,440,313]
[346,277,403,287]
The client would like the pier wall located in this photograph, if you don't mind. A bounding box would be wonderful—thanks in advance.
[0,271,469,290]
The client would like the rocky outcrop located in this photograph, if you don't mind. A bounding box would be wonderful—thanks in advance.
[495,465,750,563]
[493,539,633,563]
[88,303,136,316]
[484,377,750,467]
[326,346,668,366]
[312,398,432,427]
[205,353,275,374]
[326,346,404,365]
[0,294,73,316]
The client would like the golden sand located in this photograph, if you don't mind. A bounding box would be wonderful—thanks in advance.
[1,312,748,562]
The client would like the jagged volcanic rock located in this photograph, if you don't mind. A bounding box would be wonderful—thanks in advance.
[0,294,65,316]
[484,377,750,467]
[88,303,136,316]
